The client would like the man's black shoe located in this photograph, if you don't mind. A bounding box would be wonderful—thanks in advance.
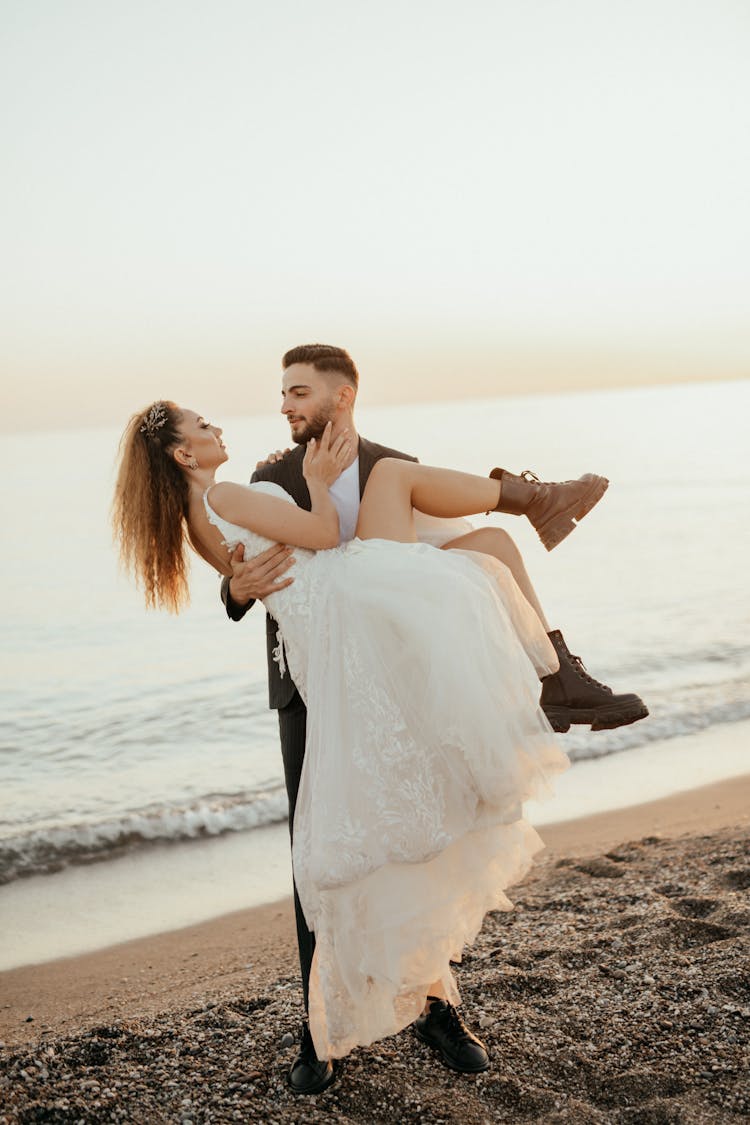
[288,1021,335,1095]
[414,999,490,1073]
[541,629,649,733]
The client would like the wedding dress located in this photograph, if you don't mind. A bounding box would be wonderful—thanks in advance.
[204,482,569,1059]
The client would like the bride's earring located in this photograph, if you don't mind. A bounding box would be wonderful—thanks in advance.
[189,457,198,470]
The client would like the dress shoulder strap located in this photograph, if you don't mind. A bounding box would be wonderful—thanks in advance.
[202,485,226,531]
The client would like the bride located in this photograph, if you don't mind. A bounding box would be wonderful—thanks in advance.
[113,400,571,1063]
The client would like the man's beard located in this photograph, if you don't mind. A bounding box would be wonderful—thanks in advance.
[288,406,336,445]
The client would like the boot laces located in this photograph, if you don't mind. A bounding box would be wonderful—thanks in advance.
[434,1003,474,1044]
[569,652,613,695]
[521,469,576,487]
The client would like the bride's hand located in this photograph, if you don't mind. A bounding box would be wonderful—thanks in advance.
[303,422,352,487]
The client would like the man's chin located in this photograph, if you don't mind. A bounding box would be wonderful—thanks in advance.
[290,426,325,445]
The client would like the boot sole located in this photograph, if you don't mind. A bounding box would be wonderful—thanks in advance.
[535,476,609,551]
[415,1026,491,1073]
[544,701,649,734]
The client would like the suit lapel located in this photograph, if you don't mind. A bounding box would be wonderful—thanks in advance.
[273,436,379,507]
[278,448,311,509]
[357,437,378,498]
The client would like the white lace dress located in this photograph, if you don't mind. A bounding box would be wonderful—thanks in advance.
[204,482,569,1059]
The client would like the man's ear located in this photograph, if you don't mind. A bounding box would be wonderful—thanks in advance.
[338,384,355,409]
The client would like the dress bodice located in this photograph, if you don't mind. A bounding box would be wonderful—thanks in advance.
[202,480,305,559]
[203,480,320,689]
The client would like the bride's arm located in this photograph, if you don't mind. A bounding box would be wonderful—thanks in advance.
[209,425,351,551]
[208,482,339,550]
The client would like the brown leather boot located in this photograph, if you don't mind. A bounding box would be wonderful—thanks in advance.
[489,468,609,550]
[541,630,649,732]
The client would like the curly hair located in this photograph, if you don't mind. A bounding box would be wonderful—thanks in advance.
[112,401,191,613]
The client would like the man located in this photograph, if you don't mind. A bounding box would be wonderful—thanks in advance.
[221,344,647,1093]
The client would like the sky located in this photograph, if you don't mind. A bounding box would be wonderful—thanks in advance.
[2,0,749,431]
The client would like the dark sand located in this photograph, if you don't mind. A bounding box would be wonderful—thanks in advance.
[1,775,748,1123]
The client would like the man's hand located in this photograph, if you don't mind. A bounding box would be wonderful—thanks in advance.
[227,543,295,606]
[255,448,292,470]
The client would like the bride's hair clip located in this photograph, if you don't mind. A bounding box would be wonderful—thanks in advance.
[140,402,169,437]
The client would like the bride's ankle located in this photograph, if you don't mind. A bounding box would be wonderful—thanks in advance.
[422,993,442,1016]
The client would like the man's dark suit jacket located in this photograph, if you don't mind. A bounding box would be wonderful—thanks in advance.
[220,436,417,709]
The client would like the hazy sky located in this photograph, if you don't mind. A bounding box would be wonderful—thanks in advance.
[2,0,749,429]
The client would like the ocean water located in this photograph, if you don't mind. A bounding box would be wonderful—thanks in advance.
[1,380,749,891]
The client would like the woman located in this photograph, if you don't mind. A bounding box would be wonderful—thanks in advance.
[113,400,571,1061]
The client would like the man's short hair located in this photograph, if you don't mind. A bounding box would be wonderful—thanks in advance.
[282,344,359,390]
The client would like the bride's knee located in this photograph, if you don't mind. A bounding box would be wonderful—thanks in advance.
[369,457,408,486]
[481,526,518,550]
[456,526,521,563]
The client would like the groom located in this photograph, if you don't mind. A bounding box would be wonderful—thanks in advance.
[221,343,647,1093]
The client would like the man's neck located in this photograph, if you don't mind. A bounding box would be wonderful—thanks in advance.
[333,421,359,471]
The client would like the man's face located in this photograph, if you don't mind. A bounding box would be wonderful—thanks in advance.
[281,363,340,445]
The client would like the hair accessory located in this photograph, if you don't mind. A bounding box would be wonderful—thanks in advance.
[139,403,169,437]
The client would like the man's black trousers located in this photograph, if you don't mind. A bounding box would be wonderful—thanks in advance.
[278,689,315,1011]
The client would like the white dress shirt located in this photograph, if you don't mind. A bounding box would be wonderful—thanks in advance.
[328,457,360,544]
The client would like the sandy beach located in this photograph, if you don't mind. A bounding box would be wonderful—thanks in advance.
[1,773,748,1123]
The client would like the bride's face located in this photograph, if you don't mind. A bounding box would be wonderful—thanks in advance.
[178,409,228,468]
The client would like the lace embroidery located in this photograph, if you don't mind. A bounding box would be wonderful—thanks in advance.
[272,629,287,678]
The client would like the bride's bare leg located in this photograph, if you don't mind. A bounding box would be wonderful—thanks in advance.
[422,980,448,1014]
[355,459,502,542]
[441,528,551,630]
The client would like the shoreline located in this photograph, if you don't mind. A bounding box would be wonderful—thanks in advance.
[3,721,748,975]
[2,770,747,1049]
